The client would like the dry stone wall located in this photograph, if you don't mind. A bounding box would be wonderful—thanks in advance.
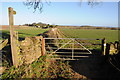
[18,36,42,65]
[106,41,120,55]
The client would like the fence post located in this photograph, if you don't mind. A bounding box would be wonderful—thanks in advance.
[15,31,18,40]
[106,43,110,56]
[101,38,106,55]
[41,36,45,56]
[114,41,119,50]
[8,7,18,68]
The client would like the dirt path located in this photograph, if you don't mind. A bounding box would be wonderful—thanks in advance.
[69,56,120,80]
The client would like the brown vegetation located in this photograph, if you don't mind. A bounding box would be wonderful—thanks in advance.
[57,25,120,30]
[1,25,29,30]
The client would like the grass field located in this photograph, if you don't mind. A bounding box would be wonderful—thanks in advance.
[1,27,49,40]
[59,28,119,42]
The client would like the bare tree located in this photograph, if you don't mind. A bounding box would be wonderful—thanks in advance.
[87,0,101,7]
[24,0,51,13]
[24,0,100,13]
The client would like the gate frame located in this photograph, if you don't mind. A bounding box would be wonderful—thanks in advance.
[44,38,101,60]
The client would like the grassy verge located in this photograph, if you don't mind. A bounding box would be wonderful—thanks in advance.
[1,54,86,79]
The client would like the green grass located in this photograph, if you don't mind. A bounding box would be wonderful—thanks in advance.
[2,54,79,79]
[1,27,49,40]
[16,28,49,39]
[60,28,118,42]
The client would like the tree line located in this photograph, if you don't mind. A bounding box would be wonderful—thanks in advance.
[23,22,57,29]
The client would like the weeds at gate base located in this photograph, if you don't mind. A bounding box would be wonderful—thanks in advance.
[1,53,87,79]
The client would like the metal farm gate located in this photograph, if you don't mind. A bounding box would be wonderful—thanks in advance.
[44,38,101,60]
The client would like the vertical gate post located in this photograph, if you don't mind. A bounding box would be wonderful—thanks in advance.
[41,36,45,56]
[72,39,74,59]
[8,7,18,67]
[101,38,106,55]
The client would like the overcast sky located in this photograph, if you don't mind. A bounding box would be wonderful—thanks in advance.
[0,1,119,27]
